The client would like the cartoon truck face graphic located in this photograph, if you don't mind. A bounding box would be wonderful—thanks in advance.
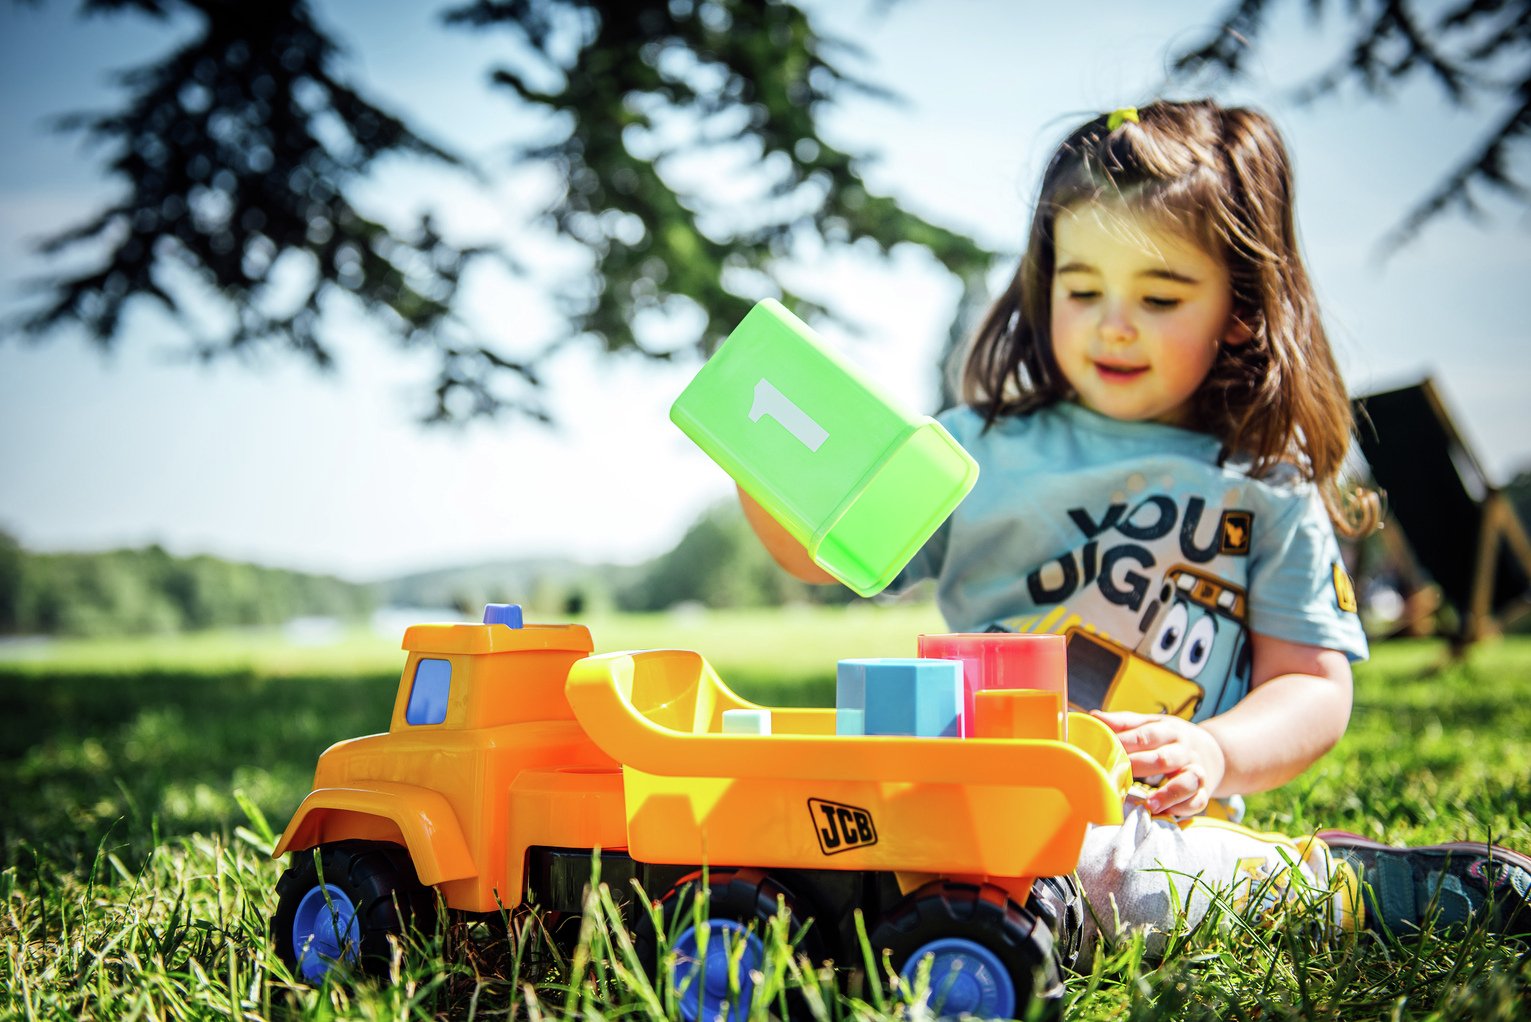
[1065,566,1251,720]
[270,604,1130,1021]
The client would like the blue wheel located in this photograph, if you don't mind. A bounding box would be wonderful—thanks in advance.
[634,868,828,1022]
[900,937,1015,1019]
[671,918,766,1022]
[272,841,435,982]
[291,883,361,980]
[869,880,1062,1020]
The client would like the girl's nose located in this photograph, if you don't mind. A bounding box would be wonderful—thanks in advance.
[1099,302,1137,344]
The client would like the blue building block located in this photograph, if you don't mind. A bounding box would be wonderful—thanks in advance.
[836,658,964,738]
[482,603,524,628]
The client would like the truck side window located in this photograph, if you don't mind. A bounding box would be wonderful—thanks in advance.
[406,658,452,725]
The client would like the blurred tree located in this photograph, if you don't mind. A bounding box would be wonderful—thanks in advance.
[0,530,22,633]
[620,501,811,610]
[1174,0,1531,248]
[0,539,371,636]
[12,0,991,423]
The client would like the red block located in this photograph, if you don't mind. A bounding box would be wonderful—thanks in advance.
[917,633,1067,738]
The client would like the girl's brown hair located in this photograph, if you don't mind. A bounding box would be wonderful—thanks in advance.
[961,99,1377,536]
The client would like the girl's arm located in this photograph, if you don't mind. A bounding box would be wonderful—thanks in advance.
[737,485,837,584]
[1095,633,1353,817]
[1202,635,1353,795]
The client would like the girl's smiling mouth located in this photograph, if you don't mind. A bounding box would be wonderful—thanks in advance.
[1093,361,1148,382]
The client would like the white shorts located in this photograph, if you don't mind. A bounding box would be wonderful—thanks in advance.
[1075,801,1358,961]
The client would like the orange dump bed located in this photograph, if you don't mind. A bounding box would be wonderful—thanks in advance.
[565,649,1131,882]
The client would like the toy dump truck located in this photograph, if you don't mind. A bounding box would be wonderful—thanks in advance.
[271,604,1131,1019]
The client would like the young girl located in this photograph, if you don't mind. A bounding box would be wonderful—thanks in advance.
[742,99,1529,957]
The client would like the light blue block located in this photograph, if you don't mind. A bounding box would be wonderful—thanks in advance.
[835,707,866,736]
[836,658,964,738]
[721,708,772,735]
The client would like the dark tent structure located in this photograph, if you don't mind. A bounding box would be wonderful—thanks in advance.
[1354,378,1531,648]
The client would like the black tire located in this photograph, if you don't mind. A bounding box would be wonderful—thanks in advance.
[633,868,827,1022]
[1026,874,1084,973]
[868,880,1062,1020]
[272,840,436,981]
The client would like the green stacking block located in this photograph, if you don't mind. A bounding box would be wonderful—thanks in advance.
[671,299,979,596]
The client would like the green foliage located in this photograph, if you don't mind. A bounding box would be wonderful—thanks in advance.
[1176,0,1531,248]
[379,555,643,618]
[1,626,1527,1019]
[0,528,22,632]
[14,0,992,424]
[3,541,373,637]
[444,0,989,369]
[616,501,854,611]
[19,0,490,409]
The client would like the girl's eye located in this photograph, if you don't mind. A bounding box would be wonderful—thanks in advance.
[1143,296,1181,310]
[1067,290,1100,301]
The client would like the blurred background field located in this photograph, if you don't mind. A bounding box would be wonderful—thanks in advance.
[0,601,942,689]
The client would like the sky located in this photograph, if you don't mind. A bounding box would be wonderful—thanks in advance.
[2,1,1529,583]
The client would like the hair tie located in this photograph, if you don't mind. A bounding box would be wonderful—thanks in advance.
[1106,107,1139,131]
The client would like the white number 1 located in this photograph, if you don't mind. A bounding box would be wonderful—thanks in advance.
[749,379,828,452]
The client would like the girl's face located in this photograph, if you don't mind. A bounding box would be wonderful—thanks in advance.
[1049,202,1242,426]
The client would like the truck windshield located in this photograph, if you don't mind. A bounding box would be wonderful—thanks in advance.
[405,658,452,725]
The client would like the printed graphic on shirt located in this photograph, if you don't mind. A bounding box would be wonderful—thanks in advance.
[1011,491,1257,720]
[1332,562,1358,614]
[1061,627,1207,719]
[1219,511,1253,555]
[1050,566,1252,719]
[1025,495,1253,611]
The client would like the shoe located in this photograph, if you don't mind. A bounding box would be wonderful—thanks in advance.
[1318,831,1531,937]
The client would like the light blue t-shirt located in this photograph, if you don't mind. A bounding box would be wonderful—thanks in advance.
[898,402,1367,723]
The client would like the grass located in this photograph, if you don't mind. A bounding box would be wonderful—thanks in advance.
[2,605,1527,1020]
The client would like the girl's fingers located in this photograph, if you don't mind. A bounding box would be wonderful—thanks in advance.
[1163,781,1211,817]
[1147,767,1208,817]
[1181,786,1212,817]
[1091,710,1160,731]
[1113,720,1172,753]
[1128,744,1190,777]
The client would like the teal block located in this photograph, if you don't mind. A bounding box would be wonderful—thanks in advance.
[836,658,964,738]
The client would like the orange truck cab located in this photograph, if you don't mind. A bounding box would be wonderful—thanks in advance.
[271,604,1131,1020]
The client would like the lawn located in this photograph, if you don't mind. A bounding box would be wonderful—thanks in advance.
[1,605,1527,1020]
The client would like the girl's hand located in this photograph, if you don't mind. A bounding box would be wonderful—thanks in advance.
[1091,710,1228,817]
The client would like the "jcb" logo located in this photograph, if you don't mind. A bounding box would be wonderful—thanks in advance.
[809,798,877,855]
